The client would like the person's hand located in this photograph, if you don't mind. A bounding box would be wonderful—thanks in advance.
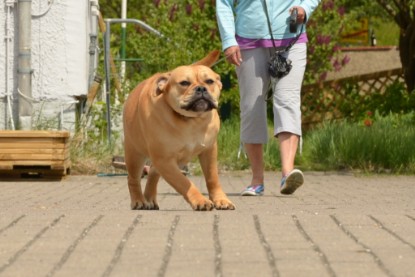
[290,6,306,24]
[224,46,242,66]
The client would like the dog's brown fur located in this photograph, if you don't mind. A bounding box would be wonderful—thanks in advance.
[123,51,235,211]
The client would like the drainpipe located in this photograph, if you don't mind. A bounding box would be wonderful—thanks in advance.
[88,0,99,88]
[17,0,32,130]
[5,0,16,130]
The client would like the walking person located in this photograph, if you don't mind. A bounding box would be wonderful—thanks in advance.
[216,0,320,196]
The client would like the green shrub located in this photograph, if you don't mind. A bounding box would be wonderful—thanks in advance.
[337,80,415,123]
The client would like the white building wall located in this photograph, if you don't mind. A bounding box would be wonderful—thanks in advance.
[0,0,93,130]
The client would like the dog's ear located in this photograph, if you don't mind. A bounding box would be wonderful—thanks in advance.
[155,74,170,96]
[192,50,220,67]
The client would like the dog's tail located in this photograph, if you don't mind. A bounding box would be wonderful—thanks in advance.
[192,50,221,68]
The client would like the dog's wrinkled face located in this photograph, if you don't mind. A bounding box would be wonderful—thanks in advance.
[158,65,222,117]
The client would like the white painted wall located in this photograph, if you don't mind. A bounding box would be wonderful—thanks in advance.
[0,0,94,130]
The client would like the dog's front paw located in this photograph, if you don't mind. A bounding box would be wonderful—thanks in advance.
[146,199,160,210]
[190,197,215,211]
[212,198,236,210]
[130,199,157,210]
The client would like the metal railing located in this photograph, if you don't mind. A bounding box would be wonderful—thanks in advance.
[103,18,163,144]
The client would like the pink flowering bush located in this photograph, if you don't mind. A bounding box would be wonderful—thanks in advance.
[305,0,354,85]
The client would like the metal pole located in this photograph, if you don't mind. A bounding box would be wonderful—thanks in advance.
[18,0,33,129]
[104,21,112,144]
[120,0,127,81]
[103,18,163,145]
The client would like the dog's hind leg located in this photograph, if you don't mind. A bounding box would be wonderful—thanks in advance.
[144,166,160,210]
[124,151,150,210]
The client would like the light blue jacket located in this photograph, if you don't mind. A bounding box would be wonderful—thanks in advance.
[216,0,320,50]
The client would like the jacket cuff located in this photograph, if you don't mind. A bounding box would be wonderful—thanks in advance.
[222,38,238,51]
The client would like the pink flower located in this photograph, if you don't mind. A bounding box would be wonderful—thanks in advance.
[317,35,331,45]
[169,4,178,21]
[332,59,342,71]
[338,6,346,16]
[153,0,161,8]
[198,0,205,11]
[186,4,192,15]
[319,72,328,82]
[332,45,341,52]
[322,1,334,11]
[342,55,351,66]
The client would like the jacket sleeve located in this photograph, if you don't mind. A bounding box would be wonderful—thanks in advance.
[300,0,321,22]
[216,0,237,51]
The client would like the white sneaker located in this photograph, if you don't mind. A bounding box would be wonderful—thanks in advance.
[280,169,304,195]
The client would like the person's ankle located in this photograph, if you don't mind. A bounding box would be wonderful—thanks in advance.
[281,169,293,177]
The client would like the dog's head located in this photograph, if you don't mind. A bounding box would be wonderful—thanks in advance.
[155,50,222,118]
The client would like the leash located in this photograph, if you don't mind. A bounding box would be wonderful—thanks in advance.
[263,0,304,53]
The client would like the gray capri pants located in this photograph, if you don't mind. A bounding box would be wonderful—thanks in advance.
[236,43,307,144]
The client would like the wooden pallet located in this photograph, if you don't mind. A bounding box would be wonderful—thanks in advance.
[0,130,71,179]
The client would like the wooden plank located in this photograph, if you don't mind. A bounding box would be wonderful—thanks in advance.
[0,136,67,141]
[0,136,69,150]
[0,148,69,161]
[0,142,67,149]
[0,137,67,144]
[0,148,66,154]
[0,130,70,138]
[0,153,67,161]
[0,159,70,169]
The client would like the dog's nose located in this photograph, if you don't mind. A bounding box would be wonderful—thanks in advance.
[195,86,207,96]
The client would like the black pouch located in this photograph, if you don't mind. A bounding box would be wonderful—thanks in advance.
[268,51,292,79]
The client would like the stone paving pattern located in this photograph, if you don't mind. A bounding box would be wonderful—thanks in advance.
[0,171,414,277]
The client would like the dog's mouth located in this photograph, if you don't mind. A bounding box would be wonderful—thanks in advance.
[181,86,218,112]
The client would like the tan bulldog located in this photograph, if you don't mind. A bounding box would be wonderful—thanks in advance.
[123,50,235,211]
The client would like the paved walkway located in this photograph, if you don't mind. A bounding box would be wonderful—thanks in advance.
[0,171,414,277]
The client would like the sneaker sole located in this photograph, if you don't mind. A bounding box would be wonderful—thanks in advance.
[281,171,304,195]
[240,191,263,196]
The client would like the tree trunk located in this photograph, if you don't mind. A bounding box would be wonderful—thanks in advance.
[375,0,415,93]
[398,17,415,92]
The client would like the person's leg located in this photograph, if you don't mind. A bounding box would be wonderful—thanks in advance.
[244,143,264,185]
[278,132,299,177]
[236,48,270,195]
[273,43,307,194]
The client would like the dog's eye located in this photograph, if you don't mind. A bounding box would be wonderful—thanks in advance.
[205,79,214,85]
[179,81,191,87]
